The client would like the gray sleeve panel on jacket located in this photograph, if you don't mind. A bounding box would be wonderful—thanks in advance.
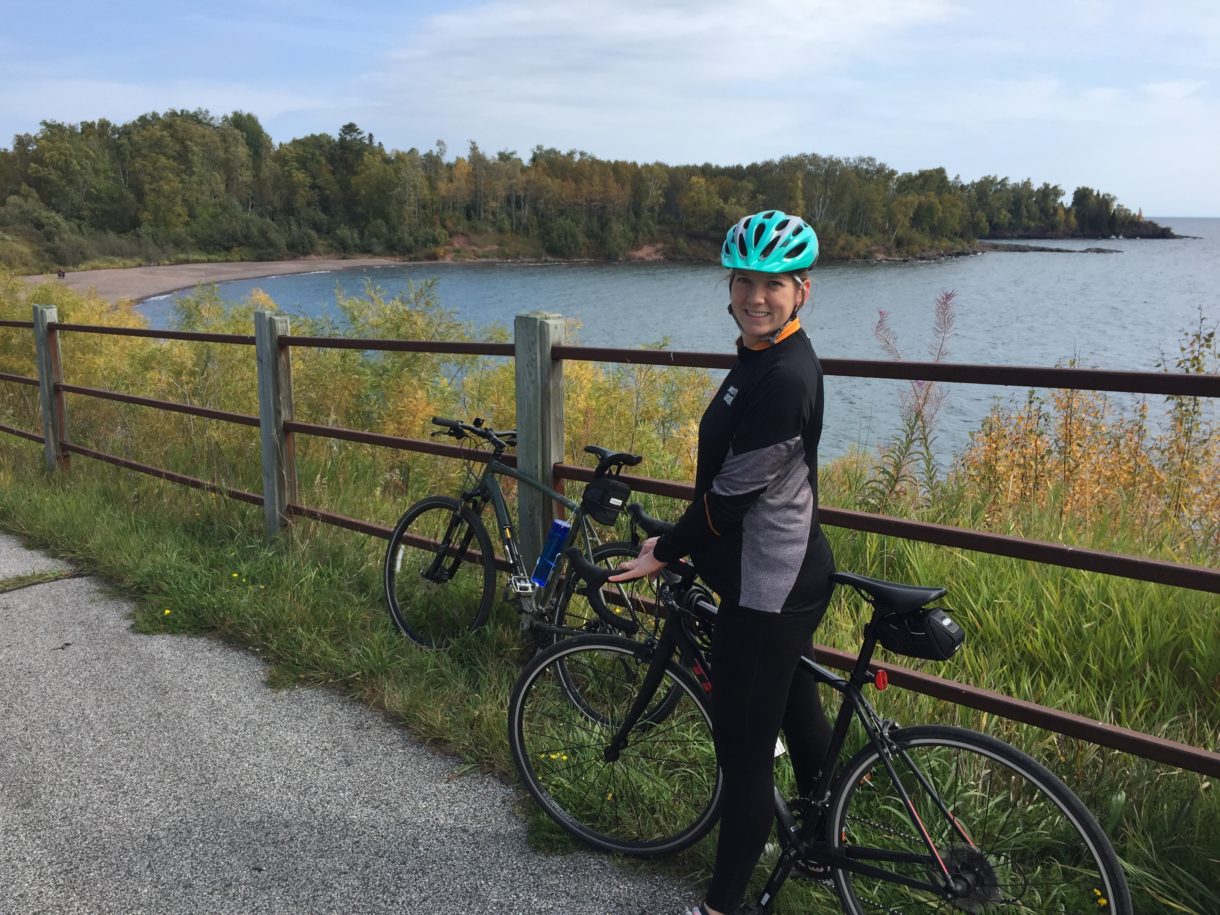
[710,435,802,499]
[714,436,816,611]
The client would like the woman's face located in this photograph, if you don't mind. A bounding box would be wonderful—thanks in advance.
[728,269,809,346]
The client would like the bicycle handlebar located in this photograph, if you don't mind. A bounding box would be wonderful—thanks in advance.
[562,548,640,636]
[627,502,675,538]
[431,416,517,451]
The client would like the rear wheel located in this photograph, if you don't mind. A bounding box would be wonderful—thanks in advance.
[828,725,1131,914]
[383,496,496,648]
[508,634,722,856]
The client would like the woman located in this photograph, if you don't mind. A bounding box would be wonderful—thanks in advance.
[611,210,836,915]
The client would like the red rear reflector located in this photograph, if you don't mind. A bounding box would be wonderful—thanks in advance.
[875,669,889,691]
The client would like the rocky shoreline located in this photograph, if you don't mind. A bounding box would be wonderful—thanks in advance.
[978,241,1122,254]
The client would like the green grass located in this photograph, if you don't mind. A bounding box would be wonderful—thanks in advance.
[2,279,1216,912]
[0,443,1215,913]
[0,568,82,592]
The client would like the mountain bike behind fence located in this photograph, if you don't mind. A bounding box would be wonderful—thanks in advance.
[383,416,655,649]
[507,534,1132,913]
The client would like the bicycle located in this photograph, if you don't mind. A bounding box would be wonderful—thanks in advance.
[506,532,1132,913]
[383,416,654,649]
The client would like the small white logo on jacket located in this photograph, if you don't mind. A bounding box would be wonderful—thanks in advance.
[723,385,738,406]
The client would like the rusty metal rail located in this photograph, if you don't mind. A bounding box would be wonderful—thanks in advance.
[555,465,1220,593]
[282,335,513,357]
[2,320,1216,778]
[812,645,1219,777]
[818,506,1220,593]
[553,344,1220,397]
[283,421,515,467]
[51,322,255,345]
[0,422,42,444]
[1,372,40,387]
[58,383,261,427]
[287,503,392,539]
[62,443,262,505]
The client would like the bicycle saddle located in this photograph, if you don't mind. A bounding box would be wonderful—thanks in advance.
[831,571,946,615]
[584,444,643,475]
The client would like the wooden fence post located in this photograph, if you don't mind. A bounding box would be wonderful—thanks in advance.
[32,305,69,474]
[255,311,297,540]
[514,312,565,564]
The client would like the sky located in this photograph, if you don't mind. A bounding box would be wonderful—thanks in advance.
[2,0,1218,216]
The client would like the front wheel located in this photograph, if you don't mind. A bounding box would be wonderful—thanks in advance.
[828,724,1131,914]
[383,496,496,648]
[507,634,722,856]
[549,540,663,641]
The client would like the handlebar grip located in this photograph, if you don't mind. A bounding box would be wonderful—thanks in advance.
[431,416,461,429]
[563,548,640,636]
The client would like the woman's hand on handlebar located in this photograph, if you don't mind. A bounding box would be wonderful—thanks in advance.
[609,536,668,582]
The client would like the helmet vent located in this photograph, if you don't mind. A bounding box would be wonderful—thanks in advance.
[720,210,818,272]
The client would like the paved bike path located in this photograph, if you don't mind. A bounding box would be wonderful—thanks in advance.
[0,533,693,914]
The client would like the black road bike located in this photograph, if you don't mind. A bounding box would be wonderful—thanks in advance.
[506,526,1131,913]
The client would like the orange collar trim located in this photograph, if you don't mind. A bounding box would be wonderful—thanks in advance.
[743,316,802,351]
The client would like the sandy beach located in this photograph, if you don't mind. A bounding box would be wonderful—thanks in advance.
[20,257,403,305]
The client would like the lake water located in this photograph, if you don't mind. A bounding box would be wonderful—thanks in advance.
[139,217,1219,462]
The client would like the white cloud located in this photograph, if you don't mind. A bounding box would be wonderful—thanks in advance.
[3,0,1217,212]
[1141,80,1207,102]
[356,0,959,159]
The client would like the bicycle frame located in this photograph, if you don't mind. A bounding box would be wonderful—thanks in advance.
[460,456,608,632]
[759,639,976,905]
[600,575,973,904]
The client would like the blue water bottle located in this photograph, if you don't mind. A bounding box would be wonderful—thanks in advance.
[530,519,572,587]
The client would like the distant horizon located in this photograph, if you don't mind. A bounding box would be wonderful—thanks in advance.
[2,1,1216,216]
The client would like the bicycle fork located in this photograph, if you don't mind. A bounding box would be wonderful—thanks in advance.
[601,632,677,762]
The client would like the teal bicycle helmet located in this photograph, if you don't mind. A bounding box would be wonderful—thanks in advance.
[721,210,819,272]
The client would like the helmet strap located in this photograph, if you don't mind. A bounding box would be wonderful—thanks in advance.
[764,314,802,346]
[726,302,742,330]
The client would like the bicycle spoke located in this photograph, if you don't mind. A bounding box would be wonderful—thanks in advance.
[384,497,495,648]
[831,728,1128,913]
[509,637,721,855]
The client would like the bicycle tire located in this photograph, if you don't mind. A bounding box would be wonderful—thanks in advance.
[383,495,496,648]
[507,634,722,857]
[827,724,1131,914]
[549,540,663,640]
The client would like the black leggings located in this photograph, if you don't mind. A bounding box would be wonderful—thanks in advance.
[704,595,833,914]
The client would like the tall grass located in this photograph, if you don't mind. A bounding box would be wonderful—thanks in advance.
[1,273,1216,912]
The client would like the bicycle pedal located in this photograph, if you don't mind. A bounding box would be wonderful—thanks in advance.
[509,576,535,595]
[792,859,834,887]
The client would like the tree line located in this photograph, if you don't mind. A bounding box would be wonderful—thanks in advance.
[0,108,1174,272]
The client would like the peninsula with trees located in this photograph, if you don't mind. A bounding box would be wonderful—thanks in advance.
[0,109,1176,273]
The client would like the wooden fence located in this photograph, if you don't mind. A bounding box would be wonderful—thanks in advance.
[1,305,1217,778]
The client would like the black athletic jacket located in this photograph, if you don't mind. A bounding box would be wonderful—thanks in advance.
[652,319,835,612]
